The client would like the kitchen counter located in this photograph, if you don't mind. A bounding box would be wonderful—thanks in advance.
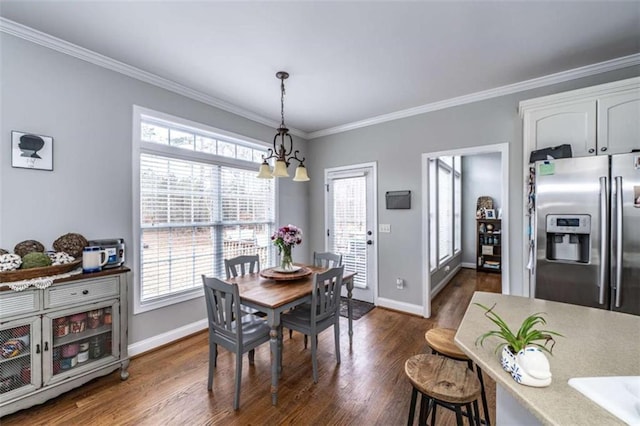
[455,292,640,425]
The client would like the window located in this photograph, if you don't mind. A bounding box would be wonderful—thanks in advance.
[429,156,462,271]
[438,158,453,262]
[453,156,461,253]
[133,107,276,313]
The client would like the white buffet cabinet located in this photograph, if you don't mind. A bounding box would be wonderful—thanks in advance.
[0,268,130,417]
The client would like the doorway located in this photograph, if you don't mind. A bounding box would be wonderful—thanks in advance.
[325,162,378,303]
[421,143,509,317]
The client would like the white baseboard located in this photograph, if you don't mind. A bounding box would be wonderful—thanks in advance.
[431,264,461,299]
[376,297,423,316]
[128,318,208,357]
[461,262,476,269]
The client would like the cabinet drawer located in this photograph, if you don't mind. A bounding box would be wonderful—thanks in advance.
[0,290,40,320]
[45,277,119,309]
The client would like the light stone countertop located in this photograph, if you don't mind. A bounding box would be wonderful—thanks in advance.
[455,291,640,425]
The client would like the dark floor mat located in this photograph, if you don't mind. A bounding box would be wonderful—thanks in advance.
[339,297,375,320]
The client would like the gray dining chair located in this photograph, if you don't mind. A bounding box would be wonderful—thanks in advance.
[280,266,344,383]
[225,255,264,316]
[224,255,260,278]
[313,251,343,268]
[201,275,271,410]
[290,251,344,344]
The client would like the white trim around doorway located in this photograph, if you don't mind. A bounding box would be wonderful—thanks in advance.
[421,143,510,318]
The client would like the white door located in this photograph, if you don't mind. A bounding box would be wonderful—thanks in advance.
[325,163,377,303]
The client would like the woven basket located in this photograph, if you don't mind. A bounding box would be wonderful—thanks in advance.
[0,260,82,283]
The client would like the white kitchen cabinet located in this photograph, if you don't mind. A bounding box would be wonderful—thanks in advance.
[521,76,640,159]
[524,100,596,157]
[597,88,640,156]
[0,268,129,417]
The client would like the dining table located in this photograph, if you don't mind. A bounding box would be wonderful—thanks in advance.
[226,264,357,405]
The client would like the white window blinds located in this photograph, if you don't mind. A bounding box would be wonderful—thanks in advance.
[330,176,368,289]
[140,154,275,302]
[438,161,453,261]
[136,111,275,308]
[429,156,462,270]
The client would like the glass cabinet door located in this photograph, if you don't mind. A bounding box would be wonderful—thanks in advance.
[0,317,41,402]
[43,300,119,386]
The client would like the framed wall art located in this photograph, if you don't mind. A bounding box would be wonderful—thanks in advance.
[485,209,496,219]
[11,131,54,171]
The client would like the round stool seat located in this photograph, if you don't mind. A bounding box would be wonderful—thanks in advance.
[405,354,481,405]
[425,328,468,361]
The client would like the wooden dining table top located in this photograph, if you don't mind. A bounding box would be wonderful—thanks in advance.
[228,264,356,309]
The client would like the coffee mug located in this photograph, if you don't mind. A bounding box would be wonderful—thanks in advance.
[82,246,108,273]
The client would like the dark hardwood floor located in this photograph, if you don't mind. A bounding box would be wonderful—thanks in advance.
[3,268,501,425]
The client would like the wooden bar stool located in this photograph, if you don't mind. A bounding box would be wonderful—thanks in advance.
[405,354,481,426]
[425,328,491,426]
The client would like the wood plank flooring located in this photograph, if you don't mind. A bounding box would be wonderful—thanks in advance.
[3,269,501,425]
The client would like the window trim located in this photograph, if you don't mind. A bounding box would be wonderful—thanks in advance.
[132,105,276,314]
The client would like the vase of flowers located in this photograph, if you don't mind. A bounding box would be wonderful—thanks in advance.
[272,224,302,271]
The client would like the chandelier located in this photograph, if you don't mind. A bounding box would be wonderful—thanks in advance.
[257,71,310,181]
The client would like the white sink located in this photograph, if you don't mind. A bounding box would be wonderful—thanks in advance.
[568,376,640,425]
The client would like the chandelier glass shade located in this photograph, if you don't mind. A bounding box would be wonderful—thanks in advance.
[257,71,310,182]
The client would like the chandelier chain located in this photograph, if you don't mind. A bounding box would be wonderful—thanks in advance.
[280,77,286,128]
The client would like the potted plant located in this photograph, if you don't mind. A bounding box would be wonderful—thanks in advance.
[474,302,563,387]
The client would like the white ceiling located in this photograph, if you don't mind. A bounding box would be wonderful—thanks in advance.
[1,1,639,137]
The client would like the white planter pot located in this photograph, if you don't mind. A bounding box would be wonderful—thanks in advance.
[511,346,552,387]
[500,346,517,372]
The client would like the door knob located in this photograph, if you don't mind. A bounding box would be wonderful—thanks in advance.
[367,240,373,245]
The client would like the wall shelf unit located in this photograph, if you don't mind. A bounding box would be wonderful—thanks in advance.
[477,219,501,273]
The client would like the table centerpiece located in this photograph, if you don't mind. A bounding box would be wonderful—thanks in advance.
[271,224,302,272]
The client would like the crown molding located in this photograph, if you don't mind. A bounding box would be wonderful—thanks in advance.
[0,17,308,139]
[3,17,638,141]
[307,53,640,139]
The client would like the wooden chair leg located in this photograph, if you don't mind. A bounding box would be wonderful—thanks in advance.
[407,387,418,426]
[233,351,242,410]
[334,320,341,364]
[310,332,319,383]
[304,334,308,349]
[207,341,216,391]
[248,349,255,365]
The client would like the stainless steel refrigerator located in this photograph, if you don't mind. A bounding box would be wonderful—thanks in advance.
[534,152,640,316]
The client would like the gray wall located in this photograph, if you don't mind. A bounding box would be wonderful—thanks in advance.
[307,66,640,305]
[0,34,310,345]
[461,153,502,266]
[2,31,638,343]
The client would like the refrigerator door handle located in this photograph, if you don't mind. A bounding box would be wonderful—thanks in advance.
[598,176,608,305]
[614,176,623,308]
